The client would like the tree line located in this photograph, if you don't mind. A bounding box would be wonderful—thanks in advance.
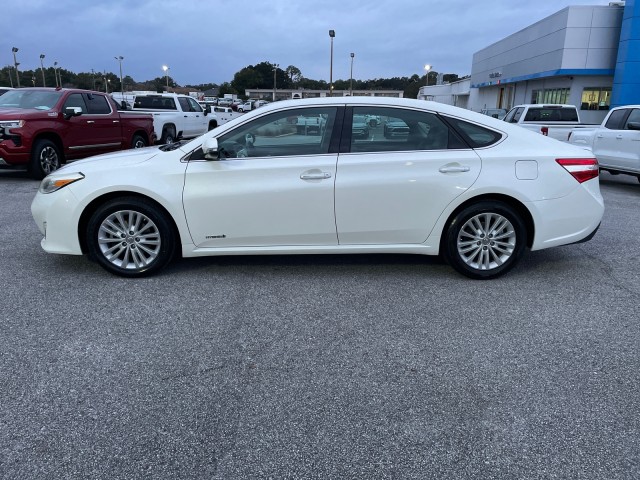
[0,61,463,99]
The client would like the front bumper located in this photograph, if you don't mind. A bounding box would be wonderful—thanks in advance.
[31,187,84,255]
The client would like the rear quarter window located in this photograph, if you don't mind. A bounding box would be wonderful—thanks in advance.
[445,117,502,148]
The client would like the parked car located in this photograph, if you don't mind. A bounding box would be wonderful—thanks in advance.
[0,87,156,178]
[351,114,370,139]
[126,93,217,144]
[237,101,253,113]
[567,104,640,181]
[31,97,603,280]
[503,104,599,141]
[480,108,507,120]
[383,118,409,138]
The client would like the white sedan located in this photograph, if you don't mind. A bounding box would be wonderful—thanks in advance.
[31,97,604,279]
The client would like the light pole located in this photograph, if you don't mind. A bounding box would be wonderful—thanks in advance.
[424,64,433,86]
[39,54,46,86]
[273,63,279,102]
[7,66,14,88]
[12,47,20,88]
[91,69,96,90]
[350,52,355,96]
[329,30,335,97]
[162,65,170,89]
[115,56,124,94]
[53,61,59,87]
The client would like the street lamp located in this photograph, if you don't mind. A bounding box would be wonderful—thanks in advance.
[39,54,46,87]
[329,30,335,97]
[350,52,355,96]
[162,65,170,88]
[424,64,433,86]
[11,47,20,88]
[115,56,124,94]
[273,63,279,102]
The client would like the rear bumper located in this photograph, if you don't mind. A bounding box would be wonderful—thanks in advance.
[529,180,604,251]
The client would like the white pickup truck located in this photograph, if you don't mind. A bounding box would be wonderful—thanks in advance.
[567,105,640,182]
[503,104,598,141]
[125,93,218,144]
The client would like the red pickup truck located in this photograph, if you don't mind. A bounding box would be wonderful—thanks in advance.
[0,87,156,179]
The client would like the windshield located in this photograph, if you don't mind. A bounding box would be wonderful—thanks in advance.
[0,90,62,110]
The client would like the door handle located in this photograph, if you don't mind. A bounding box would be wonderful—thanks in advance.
[300,172,332,180]
[616,135,623,139]
[596,134,603,138]
[86,120,95,124]
[112,120,120,123]
[439,165,470,173]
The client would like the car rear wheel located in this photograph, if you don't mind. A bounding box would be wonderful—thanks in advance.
[131,134,147,149]
[87,197,176,277]
[161,127,176,144]
[443,201,526,279]
[29,139,61,179]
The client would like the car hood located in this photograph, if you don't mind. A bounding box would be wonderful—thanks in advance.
[0,107,54,118]
[56,146,161,173]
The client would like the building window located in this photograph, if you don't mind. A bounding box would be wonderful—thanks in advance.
[531,88,570,105]
[580,88,611,110]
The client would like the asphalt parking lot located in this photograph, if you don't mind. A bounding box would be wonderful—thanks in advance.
[0,168,638,479]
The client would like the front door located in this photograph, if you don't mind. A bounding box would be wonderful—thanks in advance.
[182,106,339,248]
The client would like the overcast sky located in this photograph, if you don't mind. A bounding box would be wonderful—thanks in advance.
[7,0,611,86]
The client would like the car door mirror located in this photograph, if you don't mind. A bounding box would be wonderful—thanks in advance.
[203,136,219,160]
[64,106,83,119]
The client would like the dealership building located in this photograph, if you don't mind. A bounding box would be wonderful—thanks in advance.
[419,1,640,123]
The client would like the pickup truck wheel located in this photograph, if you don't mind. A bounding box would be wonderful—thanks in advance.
[161,127,176,145]
[208,120,218,130]
[29,139,62,179]
[443,201,526,280]
[131,134,147,149]
[87,197,176,277]
[238,108,244,113]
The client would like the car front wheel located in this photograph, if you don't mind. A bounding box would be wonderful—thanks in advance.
[29,139,62,179]
[443,201,526,279]
[87,197,176,277]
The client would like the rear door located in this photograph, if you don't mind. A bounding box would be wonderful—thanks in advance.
[334,106,482,245]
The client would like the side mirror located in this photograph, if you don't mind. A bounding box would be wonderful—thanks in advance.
[203,136,219,160]
[204,105,211,115]
[627,121,640,131]
[64,106,83,120]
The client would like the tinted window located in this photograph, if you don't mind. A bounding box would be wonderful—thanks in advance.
[523,107,578,122]
[445,118,502,148]
[63,93,88,114]
[134,96,176,110]
[216,107,337,158]
[84,94,111,114]
[623,109,640,129]
[604,109,629,130]
[348,107,465,153]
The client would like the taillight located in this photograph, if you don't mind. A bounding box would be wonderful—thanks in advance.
[556,158,599,183]
[541,126,548,136]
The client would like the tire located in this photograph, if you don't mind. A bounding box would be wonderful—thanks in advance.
[29,139,62,179]
[86,197,177,277]
[131,134,147,149]
[238,108,244,113]
[442,201,526,280]
[161,127,176,145]
[208,120,218,131]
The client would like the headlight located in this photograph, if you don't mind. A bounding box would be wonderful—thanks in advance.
[39,172,85,194]
[0,120,25,129]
